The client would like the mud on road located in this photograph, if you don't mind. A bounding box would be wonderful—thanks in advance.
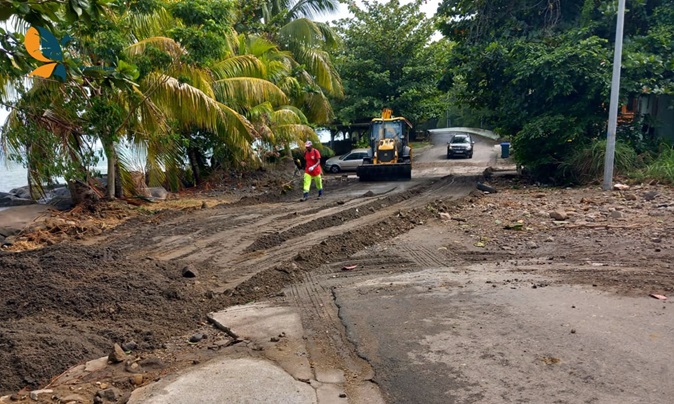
[0,170,477,397]
[2,135,674,403]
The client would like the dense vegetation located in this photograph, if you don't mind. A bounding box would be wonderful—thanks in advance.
[2,0,674,195]
[331,0,448,127]
[1,0,341,199]
[437,0,674,181]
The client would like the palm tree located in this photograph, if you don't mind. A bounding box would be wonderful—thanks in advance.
[244,0,344,123]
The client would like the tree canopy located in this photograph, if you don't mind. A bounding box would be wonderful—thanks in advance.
[332,0,446,125]
[1,0,341,198]
[437,0,674,179]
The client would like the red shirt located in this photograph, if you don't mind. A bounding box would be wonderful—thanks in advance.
[304,148,322,176]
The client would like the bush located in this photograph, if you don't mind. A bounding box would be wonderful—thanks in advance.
[559,139,639,184]
[634,146,674,184]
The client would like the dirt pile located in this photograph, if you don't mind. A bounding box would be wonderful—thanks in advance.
[0,244,237,395]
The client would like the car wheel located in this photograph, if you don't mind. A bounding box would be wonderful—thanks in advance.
[468,153,473,159]
[329,165,340,173]
[447,152,451,159]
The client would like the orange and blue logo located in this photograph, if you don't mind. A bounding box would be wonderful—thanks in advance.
[24,27,72,81]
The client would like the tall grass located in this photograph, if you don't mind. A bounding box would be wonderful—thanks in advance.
[634,146,674,184]
[560,139,638,183]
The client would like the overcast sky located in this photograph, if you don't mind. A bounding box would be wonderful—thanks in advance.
[314,0,441,23]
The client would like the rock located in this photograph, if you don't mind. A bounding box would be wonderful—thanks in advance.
[624,193,637,201]
[0,227,19,238]
[0,192,35,207]
[47,196,74,211]
[130,374,144,386]
[122,341,138,351]
[96,388,122,402]
[439,212,451,221]
[147,186,168,200]
[549,211,568,221]
[544,236,555,242]
[643,191,659,201]
[189,333,205,343]
[125,361,142,373]
[609,211,623,219]
[9,186,31,199]
[84,356,108,372]
[477,182,497,193]
[108,343,127,363]
[182,265,198,278]
[362,190,374,197]
[93,396,104,404]
[526,241,539,249]
[61,394,85,403]
[29,389,53,401]
[138,357,166,369]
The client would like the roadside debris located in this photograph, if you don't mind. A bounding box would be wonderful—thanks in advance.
[649,294,667,300]
[477,182,497,193]
[342,265,358,271]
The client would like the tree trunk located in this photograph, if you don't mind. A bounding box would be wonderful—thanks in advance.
[188,147,201,186]
[114,161,123,198]
[105,141,116,199]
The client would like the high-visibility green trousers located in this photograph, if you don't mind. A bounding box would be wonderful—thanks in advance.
[303,173,323,193]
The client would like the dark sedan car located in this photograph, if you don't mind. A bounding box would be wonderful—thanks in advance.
[447,134,475,159]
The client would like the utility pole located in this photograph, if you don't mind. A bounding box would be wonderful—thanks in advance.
[603,0,627,191]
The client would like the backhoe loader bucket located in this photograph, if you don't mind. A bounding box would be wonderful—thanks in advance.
[357,163,412,181]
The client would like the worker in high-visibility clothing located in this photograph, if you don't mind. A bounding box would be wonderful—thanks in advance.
[301,141,323,201]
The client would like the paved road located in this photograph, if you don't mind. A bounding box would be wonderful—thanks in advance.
[414,130,497,178]
[333,228,674,404]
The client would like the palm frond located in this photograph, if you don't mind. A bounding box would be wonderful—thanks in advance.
[211,55,267,80]
[143,73,255,152]
[126,36,187,60]
[167,64,216,98]
[273,123,317,144]
[127,7,178,41]
[297,91,333,124]
[294,47,343,97]
[271,108,303,125]
[212,77,288,110]
[276,105,309,124]
[287,0,340,20]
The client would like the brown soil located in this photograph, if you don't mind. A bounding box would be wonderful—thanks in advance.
[1,163,673,400]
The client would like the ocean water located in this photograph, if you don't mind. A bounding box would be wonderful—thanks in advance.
[0,161,108,193]
[0,162,30,193]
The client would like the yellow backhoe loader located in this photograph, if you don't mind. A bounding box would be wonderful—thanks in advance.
[356,108,413,181]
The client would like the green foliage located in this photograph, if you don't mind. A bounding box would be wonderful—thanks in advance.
[437,0,674,181]
[559,139,639,183]
[634,145,674,184]
[333,0,446,126]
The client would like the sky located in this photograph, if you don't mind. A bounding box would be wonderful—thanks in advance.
[314,0,441,23]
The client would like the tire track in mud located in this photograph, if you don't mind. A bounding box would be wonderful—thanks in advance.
[243,178,463,254]
[217,175,480,291]
[287,271,377,386]
[396,244,448,268]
